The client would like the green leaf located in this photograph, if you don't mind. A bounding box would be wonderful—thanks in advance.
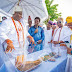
[44,0,62,23]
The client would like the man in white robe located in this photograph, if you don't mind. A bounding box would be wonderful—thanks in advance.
[60,16,72,72]
[43,20,53,53]
[0,5,42,71]
[52,18,67,56]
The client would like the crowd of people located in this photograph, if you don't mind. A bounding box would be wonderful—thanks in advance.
[27,16,72,72]
[0,5,72,72]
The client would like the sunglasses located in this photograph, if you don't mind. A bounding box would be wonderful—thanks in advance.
[57,21,62,24]
[53,23,56,25]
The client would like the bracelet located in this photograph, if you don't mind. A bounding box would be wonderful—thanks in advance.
[71,50,72,55]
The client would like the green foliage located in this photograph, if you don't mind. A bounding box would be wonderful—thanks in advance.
[44,0,61,24]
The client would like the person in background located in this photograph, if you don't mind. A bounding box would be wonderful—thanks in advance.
[27,16,32,53]
[52,22,57,40]
[43,20,53,52]
[27,16,32,31]
[28,17,45,52]
[52,23,57,30]
[60,16,72,72]
[2,16,7,21]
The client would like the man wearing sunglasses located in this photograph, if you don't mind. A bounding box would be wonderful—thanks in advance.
[52,18,67,56]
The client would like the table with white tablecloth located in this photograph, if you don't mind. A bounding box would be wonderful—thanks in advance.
[0,50,67,72]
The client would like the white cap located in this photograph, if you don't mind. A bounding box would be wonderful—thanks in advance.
[12,5,22,14]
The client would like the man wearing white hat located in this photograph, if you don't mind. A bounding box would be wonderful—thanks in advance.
[0,5,42,71]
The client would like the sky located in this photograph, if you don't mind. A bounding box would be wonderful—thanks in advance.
[53,0,72,23]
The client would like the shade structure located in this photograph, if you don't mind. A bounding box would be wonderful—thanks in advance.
[0,0,48,22]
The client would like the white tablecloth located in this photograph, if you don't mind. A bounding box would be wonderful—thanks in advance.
[0,50,67,72]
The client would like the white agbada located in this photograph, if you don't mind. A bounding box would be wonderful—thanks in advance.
[0,17,29,61]
[43,28,52,53]
[63,26,72,72]
[52,26,67,56]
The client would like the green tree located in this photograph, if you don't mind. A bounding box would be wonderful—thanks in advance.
[45,0,61,24]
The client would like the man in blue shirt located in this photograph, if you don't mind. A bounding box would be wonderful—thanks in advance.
[28,17,45,52]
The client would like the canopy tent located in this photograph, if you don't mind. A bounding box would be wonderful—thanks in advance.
[0,9,11,17]
[0,9,12,21]
[0,0,48,22]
